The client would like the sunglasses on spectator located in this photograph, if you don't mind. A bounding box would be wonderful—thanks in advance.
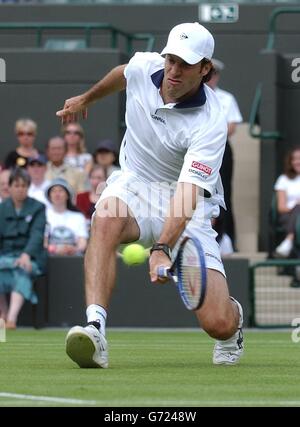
[17,131,35,137]
[65,130,82,136]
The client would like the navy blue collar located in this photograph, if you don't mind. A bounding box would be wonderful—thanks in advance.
[151,68,206,109]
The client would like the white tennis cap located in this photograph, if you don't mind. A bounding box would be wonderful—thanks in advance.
[161,22,214,65]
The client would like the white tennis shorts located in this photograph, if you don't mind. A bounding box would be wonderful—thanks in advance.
[96,170,225,276]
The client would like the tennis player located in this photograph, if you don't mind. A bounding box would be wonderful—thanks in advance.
[57,22,244,368]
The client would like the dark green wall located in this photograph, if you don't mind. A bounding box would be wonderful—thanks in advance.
[18,256,250,328]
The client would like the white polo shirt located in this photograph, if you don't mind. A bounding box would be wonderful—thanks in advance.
[121,52,227,208]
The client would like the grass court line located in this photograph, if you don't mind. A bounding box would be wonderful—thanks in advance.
[0,392,97,406]
[1,393,300,407]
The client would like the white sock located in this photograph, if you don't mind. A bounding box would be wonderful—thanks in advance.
[230,297,243,329]
[86,304,107,336]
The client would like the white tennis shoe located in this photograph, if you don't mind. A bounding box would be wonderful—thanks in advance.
[65,324,108,368]
[213,298,244,365]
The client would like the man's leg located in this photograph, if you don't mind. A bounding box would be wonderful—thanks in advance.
[195,269,244,365]
[85,197,140,309]
[66,197,140,368]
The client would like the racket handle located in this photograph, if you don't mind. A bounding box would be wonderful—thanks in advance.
[157,266,170,278]
[157,266,178,283]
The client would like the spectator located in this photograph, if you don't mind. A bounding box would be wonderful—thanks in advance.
[274,147,300,257]
[207,59,243,250]
[45,136,87,196]
[27,154,51,208]
[5,118,39,169]
[212,217,234,257]
[0,169,10,203]
[76,165,106,221]
[45,178,88,256]
[0,168,46,329]
[93,139,120,178]
[62,123,93,174]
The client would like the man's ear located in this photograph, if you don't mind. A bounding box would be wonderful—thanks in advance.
[201,63,212,77]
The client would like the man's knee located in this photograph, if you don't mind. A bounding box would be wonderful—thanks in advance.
[91,212,125,243]
[202,315,236,340]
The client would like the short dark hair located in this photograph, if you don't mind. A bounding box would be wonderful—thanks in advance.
[201,58,214,83]
[9,167,31,187]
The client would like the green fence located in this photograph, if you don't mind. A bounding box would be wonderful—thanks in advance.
[249,6,300,140]
[250,259,300,328]
[0,22,155,54]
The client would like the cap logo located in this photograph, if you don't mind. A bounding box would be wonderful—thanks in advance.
[179,33,188,40]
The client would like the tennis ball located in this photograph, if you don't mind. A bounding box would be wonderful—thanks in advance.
[122,244,147,266]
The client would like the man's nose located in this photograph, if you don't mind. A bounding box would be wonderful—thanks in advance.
[170,62,181,76]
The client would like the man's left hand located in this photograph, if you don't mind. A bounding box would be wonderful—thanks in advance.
[149,251,172,284]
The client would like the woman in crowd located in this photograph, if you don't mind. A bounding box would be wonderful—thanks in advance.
[0,168,46,328]
[274,146,300,257]
[45,178,88,256]
[76,165,106,221]
[62,123,93,174]
[93,139,120,178]
[5,118,39,169]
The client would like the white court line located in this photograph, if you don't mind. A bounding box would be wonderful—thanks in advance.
[0,393,300,406]
[0,392,97,406]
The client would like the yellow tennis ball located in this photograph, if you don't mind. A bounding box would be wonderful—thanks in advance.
[122,244,147,266]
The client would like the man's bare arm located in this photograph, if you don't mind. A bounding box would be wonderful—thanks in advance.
[149,182,200,282]
[159,182,200,248]
[56,64,127,123]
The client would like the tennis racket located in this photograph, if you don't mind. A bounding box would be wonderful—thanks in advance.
[157,236,207,311]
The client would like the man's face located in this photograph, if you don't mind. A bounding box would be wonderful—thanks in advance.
[9,178,28,203]
[163,54,210,103]
[47,138,66,164]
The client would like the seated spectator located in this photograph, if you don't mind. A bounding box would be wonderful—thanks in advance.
[62,123,93,174]
[93,139,120,178]
[212,216,234,257]
[45,136,87,196]
[5,118,39,169]
[0,168,46,329]
[0,169,10,203]
[274,146,300,257]
[45,178,88,256]
[27,154,51,208]
[76,165,106,221]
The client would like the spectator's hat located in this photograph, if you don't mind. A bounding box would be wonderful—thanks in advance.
[212,58,225,72]
[45,178,73,202]
[161,22,214,64]
[28,154,47,166]
[95,139,119,156]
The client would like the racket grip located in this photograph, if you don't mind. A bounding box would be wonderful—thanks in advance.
[157,266,170,278]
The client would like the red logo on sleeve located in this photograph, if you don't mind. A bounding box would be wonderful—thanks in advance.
[191,161,212,175]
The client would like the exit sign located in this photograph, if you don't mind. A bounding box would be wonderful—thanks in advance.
[199,3,239,23]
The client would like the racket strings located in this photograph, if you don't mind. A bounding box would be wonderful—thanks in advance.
[178,240,203,310]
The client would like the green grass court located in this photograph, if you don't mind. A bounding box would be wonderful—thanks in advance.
[0,329,300,407]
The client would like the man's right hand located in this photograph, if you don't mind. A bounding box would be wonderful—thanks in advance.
[56,94,88,124]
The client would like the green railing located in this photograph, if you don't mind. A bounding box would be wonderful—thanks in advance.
[249,7,300,140]
[248,83,282,140]
[0,22,155,54]
[266,7,300,51]
[250,259,300,328]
